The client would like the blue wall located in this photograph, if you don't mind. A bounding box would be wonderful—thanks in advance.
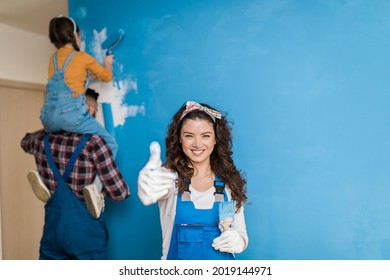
[69,0,390,260]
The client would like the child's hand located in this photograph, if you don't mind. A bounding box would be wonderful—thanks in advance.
[103,55,114,68]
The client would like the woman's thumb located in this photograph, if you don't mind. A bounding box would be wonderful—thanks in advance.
[144,141,162,169]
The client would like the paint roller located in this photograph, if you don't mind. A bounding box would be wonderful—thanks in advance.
[102,29,125,55]
[102,29,125,89]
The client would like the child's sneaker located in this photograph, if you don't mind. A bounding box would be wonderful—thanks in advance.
[27,170,51,203]
[83,184,105,219]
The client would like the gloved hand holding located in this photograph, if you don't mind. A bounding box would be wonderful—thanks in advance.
[212,229,245,254]
[137,141,177,206]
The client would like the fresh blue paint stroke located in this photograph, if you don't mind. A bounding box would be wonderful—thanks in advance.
[69,0,390,259]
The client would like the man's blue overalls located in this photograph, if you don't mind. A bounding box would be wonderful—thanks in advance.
[167,177,235,260]
[39,134,108,260]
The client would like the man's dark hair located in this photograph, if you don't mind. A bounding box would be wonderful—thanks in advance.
[85,88,99,101]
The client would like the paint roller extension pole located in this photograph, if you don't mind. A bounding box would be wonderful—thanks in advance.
[102,103,115,137]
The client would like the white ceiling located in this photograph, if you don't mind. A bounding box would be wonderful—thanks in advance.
[0,0,68,36]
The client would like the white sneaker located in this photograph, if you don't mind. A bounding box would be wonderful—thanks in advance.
[27,170,51,203]
[83,184,105,219]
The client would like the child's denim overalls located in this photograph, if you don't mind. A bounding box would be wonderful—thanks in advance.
[39,133,108,260]
[167,177,235,260]
[40,51,118,157]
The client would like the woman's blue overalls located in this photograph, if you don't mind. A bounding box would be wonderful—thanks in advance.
[167,177,235,260]
[40,51,118,157]
[39,134,108,260]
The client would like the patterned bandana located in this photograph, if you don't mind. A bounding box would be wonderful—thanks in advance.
[180,101,222,122]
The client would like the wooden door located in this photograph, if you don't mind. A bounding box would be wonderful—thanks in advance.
[0,79,45,259]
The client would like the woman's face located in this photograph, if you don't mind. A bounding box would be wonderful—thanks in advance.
[180,117,216,165]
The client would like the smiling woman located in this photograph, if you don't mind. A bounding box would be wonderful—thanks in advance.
[137,100,248,260]
[180,117,216,173]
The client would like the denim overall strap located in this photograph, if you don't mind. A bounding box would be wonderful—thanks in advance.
[53,51,77,74]
[59,51,89,92]
[84,72,90,91]
[54,50,88,93]
[53,52,59,73]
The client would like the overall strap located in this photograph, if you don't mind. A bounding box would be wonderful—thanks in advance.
[180,176,226,202]
[62,134,92,181]
[214,176,225,202]
[181,178,191,201]
[84,72,91,92]
[61,51,77,73]
[44,134,62,182]
[44,134,92,182]
[53,52,59,72]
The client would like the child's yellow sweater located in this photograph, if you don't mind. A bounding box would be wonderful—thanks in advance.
[48,47,112,96]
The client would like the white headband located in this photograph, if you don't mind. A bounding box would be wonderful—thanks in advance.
[57,14,77,34]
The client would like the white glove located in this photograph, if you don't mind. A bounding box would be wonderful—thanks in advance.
[212,229,245,254]
[137,141,177,206]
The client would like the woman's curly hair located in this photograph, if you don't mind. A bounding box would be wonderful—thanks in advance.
[164,102,247,210]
